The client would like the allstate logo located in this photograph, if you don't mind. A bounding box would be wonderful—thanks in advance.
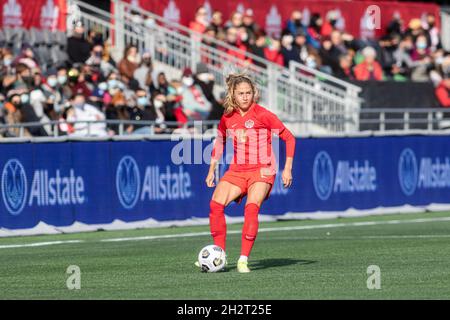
[1,159,28,215]
[313,151,334,200]
[116,156,140,209]
[398,148,418,196]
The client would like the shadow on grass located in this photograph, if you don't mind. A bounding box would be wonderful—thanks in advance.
[226,258,316,271]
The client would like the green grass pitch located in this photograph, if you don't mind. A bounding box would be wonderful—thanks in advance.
[1,211,450,299]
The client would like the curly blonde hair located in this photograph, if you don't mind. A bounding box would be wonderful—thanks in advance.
[223,73,258,115]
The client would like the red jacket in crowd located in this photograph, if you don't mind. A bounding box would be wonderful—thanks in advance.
[353,61,384,81]
[435,80,450,108]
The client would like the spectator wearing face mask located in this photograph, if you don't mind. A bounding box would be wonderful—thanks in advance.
[8,91,48,137]
[128,88,158,135]
[66,92,107,136]
[4,63,34,91]
[85,44,116,78]
[56,67,73,107]
[286,10,305,38]
[67,21,91,64]
[41,68,65,118]
[410,34,432,82]
[118,45,140,80]
[180,68,212,120]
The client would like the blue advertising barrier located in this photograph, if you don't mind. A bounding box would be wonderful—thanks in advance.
[1,135,450,231]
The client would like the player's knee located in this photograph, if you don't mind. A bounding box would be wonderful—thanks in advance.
[210,199,225,213]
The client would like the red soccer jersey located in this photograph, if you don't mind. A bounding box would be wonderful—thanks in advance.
[211,103,295,172]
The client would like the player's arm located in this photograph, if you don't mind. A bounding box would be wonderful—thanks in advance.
[263,110,296,188]
[206,118,227,187]
[278,128,295,188]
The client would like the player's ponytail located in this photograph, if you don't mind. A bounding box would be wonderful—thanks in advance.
[223,73,258,115]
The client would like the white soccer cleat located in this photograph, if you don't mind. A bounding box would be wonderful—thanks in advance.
[237,260,251,273]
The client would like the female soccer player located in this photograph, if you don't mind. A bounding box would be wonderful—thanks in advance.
[205,73,296,273]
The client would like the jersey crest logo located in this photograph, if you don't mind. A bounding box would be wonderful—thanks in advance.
[244,120,254,129]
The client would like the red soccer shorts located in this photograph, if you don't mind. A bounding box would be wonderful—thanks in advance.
[220,168,276,204]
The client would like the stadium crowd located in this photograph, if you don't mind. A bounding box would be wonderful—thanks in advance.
[1,6,450,138]
[188,7,450,83]
[0,20,223,138]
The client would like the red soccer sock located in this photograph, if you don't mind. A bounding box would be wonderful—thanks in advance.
[241,203,260,257]
[209,200,227,251]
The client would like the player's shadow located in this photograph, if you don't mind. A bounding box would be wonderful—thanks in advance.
[249,258,316,270]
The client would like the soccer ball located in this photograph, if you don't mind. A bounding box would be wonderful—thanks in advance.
[198,245,226,273]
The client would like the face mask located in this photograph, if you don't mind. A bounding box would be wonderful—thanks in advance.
[182,77,194,87]
[98,82,108,91]
[241,33,248,42]
[145,18,155,28]
[108,79,118,88]
[294,19,302,26]
[47,77,58,87]
[176,87,183,94]
[137,96,149,106]
[3,58,12,66]
[306,57,317,69]
[74,102,84,110]
[143,59,152,67]
[416,42,427,50]
[22,76,33,85]
[58,75,67,84]
[154,100,163,109]
[197,73,210,83]
[283,35,294,44]
[20,94,29,104]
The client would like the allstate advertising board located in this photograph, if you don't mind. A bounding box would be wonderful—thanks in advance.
[1,136,449,230]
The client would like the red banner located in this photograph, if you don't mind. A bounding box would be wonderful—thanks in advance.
[0,0,66,30]
[117,0,440,39]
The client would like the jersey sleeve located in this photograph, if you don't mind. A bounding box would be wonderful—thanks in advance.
[211,116,227,161]
[261,109,296,158]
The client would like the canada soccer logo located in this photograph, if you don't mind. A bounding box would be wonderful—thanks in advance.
[244,120,254,129]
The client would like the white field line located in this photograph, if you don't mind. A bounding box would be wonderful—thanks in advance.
[1,216,450,249]
[273,235,450,240]
[0,240,84,249]
[100,216,450,243]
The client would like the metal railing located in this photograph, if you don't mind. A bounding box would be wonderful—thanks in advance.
[2,108,450,141]
[68,0,362,134]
